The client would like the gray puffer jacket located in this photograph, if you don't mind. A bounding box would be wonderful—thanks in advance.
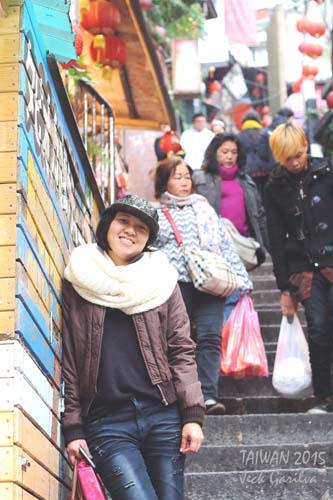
[193,169,269,252]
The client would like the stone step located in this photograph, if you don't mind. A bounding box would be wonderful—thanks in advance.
[219,375,278,398]
[257,309,306,326]
[249,263,274,278]
[201,414,333,447]
[185,468,331,500]
[219,395,314,415]
[186,442,332,473]
[252,289,281,306]
[251,277,278,291]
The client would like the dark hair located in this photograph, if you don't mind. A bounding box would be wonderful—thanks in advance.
[192,113,206,122]
[202,132,246,174]
[154,156,193,199]
[95,209,154,253]
[276,107,294,119]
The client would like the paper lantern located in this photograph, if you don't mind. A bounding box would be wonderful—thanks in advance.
[298,42,323,59]
[81,0,121,49]
[302,65,318,79]
[292,78,303,93]
[90,34,126,68]
[306,20,325,38]
[296,17,310,33]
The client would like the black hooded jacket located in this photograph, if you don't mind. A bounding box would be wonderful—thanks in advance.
[264,157,333,291]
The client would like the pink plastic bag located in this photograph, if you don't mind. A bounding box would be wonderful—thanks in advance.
[221,295,269,379]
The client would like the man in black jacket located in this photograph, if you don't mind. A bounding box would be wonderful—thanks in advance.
[265,123,333,414]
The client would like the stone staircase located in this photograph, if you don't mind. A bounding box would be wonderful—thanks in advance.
[185,260,333,500]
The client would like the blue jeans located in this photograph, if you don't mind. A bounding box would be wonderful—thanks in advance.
[84,399,185,500]
[179,282,224,401]
[223,289,241,325]
[302,271,333,399]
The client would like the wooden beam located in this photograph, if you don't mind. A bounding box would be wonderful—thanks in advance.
[115,117,161,130]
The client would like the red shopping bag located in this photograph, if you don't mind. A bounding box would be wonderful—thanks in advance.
[221,295,268,379]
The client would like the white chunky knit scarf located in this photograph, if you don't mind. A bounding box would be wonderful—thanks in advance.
[64,244,178,314]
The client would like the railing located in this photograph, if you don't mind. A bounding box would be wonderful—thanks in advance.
[68,79,116,205]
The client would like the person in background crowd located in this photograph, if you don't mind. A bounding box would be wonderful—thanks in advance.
[258,107,295,179]
[237,110,267,198]
[211,119,226,135]
[193,133,268,322]
[265,123,333,414]
[153,156,252,415]
[180,113,214,171]
[62,194,204,500]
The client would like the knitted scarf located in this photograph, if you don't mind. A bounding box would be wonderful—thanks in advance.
[158,192,222,253]
[64,243,178,314]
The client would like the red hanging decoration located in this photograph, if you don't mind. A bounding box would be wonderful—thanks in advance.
[60,25,84,69]
[81,0,121,49]
[292,78,303,93]
[306,20,326,38]
[90,34,126,68]
[298,42,323,59]
[302,65,318,79]
[296,17,310,33]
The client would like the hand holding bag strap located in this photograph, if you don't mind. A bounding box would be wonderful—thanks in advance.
[162,207,183,245]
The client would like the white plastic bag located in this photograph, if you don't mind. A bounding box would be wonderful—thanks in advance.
[272,315,312,399]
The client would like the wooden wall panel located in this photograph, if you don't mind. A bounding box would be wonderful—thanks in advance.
[0,122,18,152]
[0,246,15,277]
[0,483,37,500]
[0,93,19,121]
[0,6,20,33]
[0,215,16,245]
[0,311,15,336]
[0,183,16,213]
[0,153,17,182]
[0,34,20,62]
[0,63,19,91]
[0,278,15,310]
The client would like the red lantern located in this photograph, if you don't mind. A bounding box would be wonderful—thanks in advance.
[306,20,326,38]
[81,0,121,48]
[208,80,221,94]
[292,78,303,93]
[298,42,323,59]
[296,17,310,33]
[302,65,318,79]
[60,25,84,69]
[326,91,333,108]
[90,34,126,68]
[139,0,152,9]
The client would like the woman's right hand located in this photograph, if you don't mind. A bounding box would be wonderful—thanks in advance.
[66,439,92,466]
[280,290,298,316]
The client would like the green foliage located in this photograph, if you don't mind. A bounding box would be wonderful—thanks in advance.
[146,1,205,39]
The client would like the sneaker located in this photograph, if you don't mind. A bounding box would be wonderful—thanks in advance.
[307,397,333,414]
[205,401,226,415]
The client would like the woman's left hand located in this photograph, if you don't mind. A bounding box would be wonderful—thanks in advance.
[180,422,204,454]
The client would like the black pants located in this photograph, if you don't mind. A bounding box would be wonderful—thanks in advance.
[302,272,333,399]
